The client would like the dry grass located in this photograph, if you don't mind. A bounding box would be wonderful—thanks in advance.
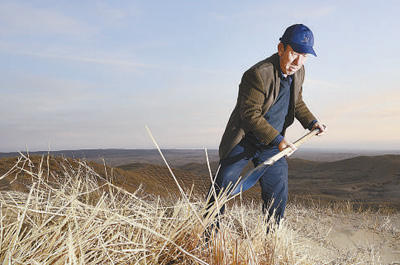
[0,154,399,264]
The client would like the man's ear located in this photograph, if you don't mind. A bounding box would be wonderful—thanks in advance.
[278,42,285,56]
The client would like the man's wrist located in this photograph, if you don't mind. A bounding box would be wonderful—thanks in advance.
[307,119,318,130]
[271,134,284,146]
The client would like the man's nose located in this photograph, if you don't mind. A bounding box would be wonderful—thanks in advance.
[292,56,301,66]
[293,55,306,66]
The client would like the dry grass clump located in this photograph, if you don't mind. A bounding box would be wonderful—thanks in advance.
[0,155,309,264]
[1,154,399,264]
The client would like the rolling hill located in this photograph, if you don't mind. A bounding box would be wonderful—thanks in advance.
[1,154,399,209]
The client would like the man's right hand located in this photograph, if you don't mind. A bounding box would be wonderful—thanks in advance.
[311,122,327,136]
[278,138,297,156]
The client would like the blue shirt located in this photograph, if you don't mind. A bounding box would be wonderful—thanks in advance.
[265,74,292,135]
[243,67,293,148]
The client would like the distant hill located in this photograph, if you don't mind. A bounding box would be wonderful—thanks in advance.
[287,155,400,208]
[171,155,400,209]
[1,148,399,167]
[1,154,399,209]
[115,154,400,209]
[0,155,215,199]
[0,149,219,167]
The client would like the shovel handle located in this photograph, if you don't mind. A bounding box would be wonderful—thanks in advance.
[293,128,320,147]
[263,129,320,165]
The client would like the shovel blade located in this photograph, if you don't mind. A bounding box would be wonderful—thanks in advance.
[230,165,270,196]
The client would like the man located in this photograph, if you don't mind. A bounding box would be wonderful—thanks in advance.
[206,24,326,227]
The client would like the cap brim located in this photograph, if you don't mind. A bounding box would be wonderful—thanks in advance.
[290,42,317,57]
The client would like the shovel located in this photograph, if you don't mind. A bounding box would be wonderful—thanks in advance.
[229,128,320,196]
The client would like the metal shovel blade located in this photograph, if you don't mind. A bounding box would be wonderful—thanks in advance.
[230,164,270,196]
[230,129,320,196]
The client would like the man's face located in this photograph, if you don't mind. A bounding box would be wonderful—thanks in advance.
[278,43,308,75]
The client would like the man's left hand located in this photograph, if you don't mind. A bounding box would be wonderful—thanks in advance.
[311,122,327,136]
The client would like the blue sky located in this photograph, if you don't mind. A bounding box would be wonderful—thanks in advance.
[1,0,399,152]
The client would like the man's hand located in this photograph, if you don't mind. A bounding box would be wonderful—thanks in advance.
[278,138,297,157]
[311,122,327,136]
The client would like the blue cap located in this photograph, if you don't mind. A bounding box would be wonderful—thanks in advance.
[280,24,317,56]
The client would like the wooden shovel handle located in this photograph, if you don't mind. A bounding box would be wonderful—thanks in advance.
[262,129,320,165]
[293,128,320,147]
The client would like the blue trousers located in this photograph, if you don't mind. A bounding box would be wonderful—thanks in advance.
[207,138,288,224]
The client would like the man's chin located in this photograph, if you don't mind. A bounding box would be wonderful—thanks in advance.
[286,71,295,75]
[286,68,299,75]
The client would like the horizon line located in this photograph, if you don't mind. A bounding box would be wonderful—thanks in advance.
[1,147,400,154]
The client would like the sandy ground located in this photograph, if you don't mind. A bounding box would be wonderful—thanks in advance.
[285,204,400,264]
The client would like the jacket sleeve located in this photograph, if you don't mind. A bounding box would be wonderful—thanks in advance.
[238,67,280,145]
[294,70,317,128]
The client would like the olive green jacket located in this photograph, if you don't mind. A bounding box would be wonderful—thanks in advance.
[218,53,316,160]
